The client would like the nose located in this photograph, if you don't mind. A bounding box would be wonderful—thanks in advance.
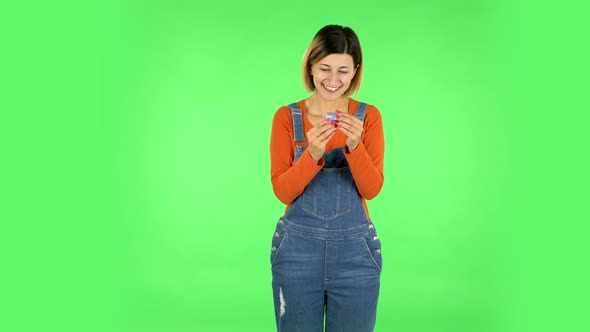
[327,71,338,84]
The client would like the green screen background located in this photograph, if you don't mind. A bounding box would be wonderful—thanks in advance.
[2,0,588,331]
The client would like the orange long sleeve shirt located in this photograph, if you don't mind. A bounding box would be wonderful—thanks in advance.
[270,98,384,218]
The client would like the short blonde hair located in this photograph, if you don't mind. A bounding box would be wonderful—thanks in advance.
[301,25,364,96]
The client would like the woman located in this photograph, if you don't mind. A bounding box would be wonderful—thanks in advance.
[269,24,385,332]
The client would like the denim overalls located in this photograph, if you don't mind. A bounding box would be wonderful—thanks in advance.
[271,102,382,332]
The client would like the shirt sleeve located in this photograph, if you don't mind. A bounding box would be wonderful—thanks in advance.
[270,107,324,205]
[344,105,385,200]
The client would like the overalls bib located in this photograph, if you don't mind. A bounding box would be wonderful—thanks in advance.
[271,101,382,332]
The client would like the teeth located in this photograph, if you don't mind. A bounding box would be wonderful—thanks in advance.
[323,83,339,91]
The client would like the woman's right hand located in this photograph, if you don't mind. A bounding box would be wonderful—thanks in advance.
[306,120,338,162]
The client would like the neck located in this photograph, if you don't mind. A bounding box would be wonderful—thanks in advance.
[307,93,348,115]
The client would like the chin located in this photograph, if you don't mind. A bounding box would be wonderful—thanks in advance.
[319,91,344,101]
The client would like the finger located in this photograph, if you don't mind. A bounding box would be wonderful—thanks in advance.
[337,126,355,138]
[335,120,361,134]
[308,122,333,139]
[317,126,337,143]
[338,112,363,122]
[320,128,337,143]
[343,122,362,131]
[316,123,337,138]
[307,125,334,144]
[336,121,358,135]
[336,113,354,120]
[313,121,338,134]
[338,112,360,119]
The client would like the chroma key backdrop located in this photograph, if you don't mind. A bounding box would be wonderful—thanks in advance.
[2,1,588,332]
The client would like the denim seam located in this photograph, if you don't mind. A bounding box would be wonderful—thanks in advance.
[301,171,352,220]
[361,237,382,273]
[271,232,288,266]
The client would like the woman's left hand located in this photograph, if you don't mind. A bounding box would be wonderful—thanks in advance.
[336,111,364,153]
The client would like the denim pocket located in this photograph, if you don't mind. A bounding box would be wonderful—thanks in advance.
[301,168,352,220]
[270,221,288,265]
[362,223,382,272]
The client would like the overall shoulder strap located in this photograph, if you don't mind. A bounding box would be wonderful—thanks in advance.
[288,102,305,142]
[355,102,368,122]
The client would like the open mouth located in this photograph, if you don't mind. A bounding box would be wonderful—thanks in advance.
[322,83,341,92]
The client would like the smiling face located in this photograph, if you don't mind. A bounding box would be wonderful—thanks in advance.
[310,53,357,101]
